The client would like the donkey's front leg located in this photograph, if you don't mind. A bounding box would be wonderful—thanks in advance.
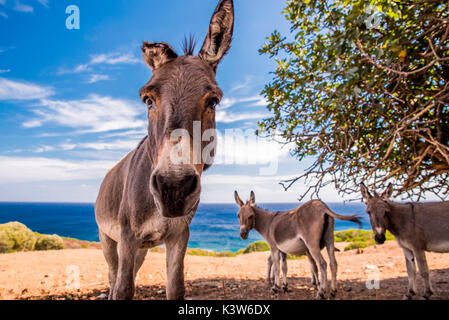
[269,249,281,294]
[414,250,433,299]
[280,252,289,292]
[165,226,189,300]
[402,247,417,300]
[113,232,138,300]
[266,255,273,288]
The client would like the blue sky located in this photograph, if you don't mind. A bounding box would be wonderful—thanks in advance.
[0,0,347,203]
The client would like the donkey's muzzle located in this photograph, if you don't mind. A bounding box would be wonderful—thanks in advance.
[150,169,200,218]
[240,227,249,240]
[374,233,386,244]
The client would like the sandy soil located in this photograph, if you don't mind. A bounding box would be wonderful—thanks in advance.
[1,241,449,300]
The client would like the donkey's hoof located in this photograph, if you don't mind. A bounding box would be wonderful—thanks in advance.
[315,291,326,300]
[329,289,337,298]
[420,290,433,300]
[403,289,415,300]
[270,285,280,295]
[282,285,289,293]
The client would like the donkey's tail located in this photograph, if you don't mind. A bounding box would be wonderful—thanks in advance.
[325,208,362,227]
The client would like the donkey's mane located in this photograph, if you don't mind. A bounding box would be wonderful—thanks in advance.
[250,204,280,215]
[136,135,148,150]
[182,34,197,56]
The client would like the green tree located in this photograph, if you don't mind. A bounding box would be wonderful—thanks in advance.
[259,0,449,199]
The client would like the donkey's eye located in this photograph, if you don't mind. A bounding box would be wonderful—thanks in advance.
[207,97,219,110]
[143,96,156,111]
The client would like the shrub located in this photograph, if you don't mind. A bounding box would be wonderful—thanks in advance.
[287,253,305,260]
[34,234,65,251]
[0,222,37,253]
[187,248,236,257]
[242,241,270,253]
[334,230,374,243]
[0,232,10,253]
[214,251,235,257]
[335,229,395,243]
[234,248,246,255]
[344,242,370,251]
[385,231,395,241]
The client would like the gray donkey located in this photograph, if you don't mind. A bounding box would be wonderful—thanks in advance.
[234,191,361,299]
[361,183,449,300]
[95,0,234,300]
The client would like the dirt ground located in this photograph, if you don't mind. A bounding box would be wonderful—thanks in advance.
[1,241,449,300]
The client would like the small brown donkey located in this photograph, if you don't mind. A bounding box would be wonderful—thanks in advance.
[95,0,234,300]
[361,183,449,300]
[234,191,361,299]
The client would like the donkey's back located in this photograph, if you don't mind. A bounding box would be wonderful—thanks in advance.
[410,201,449,252]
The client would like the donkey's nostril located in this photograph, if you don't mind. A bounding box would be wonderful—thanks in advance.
[151,173,162,196]
[182,174,199,198]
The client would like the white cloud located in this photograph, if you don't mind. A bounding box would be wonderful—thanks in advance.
[248,97,268,107]
[90,52,139,65]
[0,69,10,73]
[0,156,115,183]
[216,110,268,123]
[200,173,354,203]
[37,0,48,7]
[34,145,55,153]
[14,1,33,13]
[0,11,7,18]
[87,74,111,83]
[22,119,43,128]
[202,174,295,186]
[214,132,290,165]
[0,0,6,5]
[59,52,140,75]
[101,129,147,138]
[63,139,141,151]
[79,140,139,151]
[218,96,265,110]
[0,77,54,100]
[229,75,259,93]
[23,94,146,133]
[200,174,303,203]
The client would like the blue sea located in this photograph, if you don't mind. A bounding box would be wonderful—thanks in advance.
[0,202,370,252]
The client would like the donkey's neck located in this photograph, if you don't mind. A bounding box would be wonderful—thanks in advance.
[386,201,415,236]
[253,206,275,239]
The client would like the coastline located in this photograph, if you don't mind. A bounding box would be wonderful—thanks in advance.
[1,220,389,257]
[0,202,370,252]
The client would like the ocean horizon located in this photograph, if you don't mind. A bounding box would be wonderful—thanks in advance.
[0,202,370,252]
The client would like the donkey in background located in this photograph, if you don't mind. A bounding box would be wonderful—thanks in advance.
[361,183,449,300]
[234,191,361,299]
[95,0,234,300]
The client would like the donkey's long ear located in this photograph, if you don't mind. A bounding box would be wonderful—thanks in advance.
[249,190,255,207]
[142,42,178,71]
[199,0,234,72]
[382,183,394,199]
[234,191,244,207]
[360,183,372,200]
